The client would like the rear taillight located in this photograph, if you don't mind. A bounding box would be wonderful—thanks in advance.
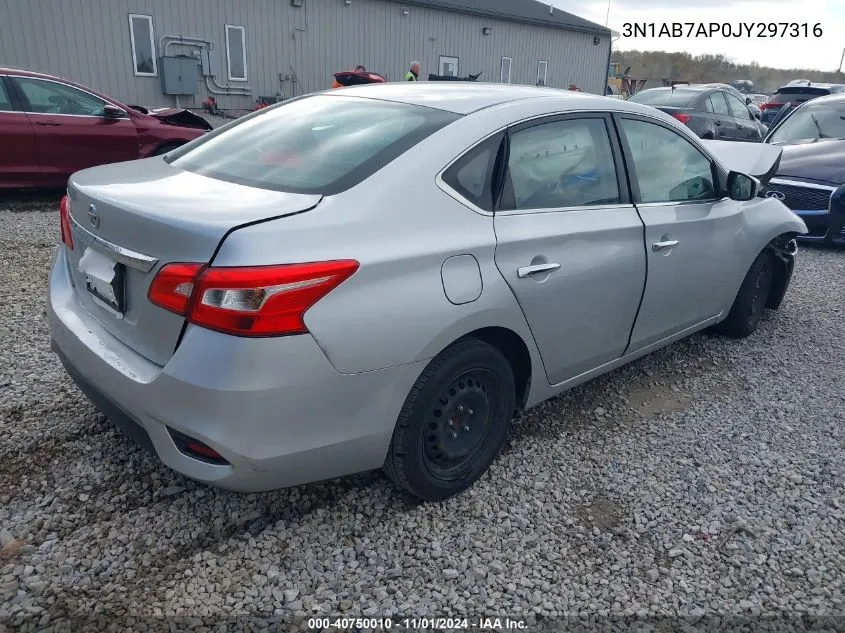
[147,263,203,315]
[671,113,692,124]
[148,260,359,337]
[59,195,73,250]
[759,102,781,110]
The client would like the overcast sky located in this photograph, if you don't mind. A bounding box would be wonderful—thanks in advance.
[552,0,845,71]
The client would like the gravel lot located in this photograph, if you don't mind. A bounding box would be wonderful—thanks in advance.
[1,195,844,631]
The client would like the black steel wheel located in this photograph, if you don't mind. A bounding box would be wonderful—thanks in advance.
[716,249,775,338]
[384,338,516,501]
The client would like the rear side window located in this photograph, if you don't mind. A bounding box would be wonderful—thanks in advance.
[502,118,620,210]
[441,134,503,211]
[168,95,459,194]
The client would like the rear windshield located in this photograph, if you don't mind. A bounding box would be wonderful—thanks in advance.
[771,87,832,102]
[767,101,845,144]
[627,89,696,107]
[167,95,459,194]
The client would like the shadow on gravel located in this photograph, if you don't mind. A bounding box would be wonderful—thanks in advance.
[0,189,64,211]
[502,331,726,450]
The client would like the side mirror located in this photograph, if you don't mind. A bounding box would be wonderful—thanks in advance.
[102,104,126,119]
[727,171,761,201]
[745,97,752,105]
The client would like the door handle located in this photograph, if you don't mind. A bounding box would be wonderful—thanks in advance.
[652,240,679,252]
[36,121,61,127]
[518,262,560,278]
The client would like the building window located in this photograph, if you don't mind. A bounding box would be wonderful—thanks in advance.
[439,56,459,78]
[225,24,247,81]
[501,57,512,84]
[128,14,157,76]
[537,60,548,86]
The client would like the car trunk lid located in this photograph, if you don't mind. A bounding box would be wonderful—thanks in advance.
[65,157,322,366]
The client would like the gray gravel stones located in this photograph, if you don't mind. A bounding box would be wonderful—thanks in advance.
[1,200,844,631]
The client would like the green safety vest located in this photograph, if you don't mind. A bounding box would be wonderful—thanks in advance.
[404,71,418,81]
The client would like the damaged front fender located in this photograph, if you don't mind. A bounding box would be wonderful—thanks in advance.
[128,105,213,131]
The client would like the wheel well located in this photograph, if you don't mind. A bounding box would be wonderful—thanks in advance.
[461,327,532,411]
[765,235,797,310]
[152,141,184,156]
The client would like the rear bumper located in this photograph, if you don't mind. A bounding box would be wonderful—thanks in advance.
[47,247,425,492]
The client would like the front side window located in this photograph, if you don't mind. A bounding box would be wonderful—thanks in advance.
[503,118,620,210]
[501,57,512,84]
[225,25,247,81]
[168,95,459,194]
[726,94,753,120]
[15,78,106,116]
[129,14,157,76]
[439,56,459,77]
[620,119,716,204]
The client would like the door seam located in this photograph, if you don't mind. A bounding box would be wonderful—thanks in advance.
[622,203,649,356]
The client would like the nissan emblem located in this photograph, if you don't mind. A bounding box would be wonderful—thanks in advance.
[88,203,100,228]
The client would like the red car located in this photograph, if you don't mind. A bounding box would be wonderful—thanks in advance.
[0,67,212,189]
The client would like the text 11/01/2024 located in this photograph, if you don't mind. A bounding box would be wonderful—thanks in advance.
[622,22,823,38]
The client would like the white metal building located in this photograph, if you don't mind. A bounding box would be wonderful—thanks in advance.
[0,0,612,109]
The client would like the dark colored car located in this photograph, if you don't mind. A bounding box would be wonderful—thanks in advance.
[759,82,845,125]
[0,67,212,189]
[691,83,763,119]
[762,94,845,245]
[628,85,765,142]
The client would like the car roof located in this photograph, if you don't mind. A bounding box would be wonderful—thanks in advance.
[325,81,664,115]
[0,66,64,81]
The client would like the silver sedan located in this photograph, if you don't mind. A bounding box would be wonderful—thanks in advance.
[48,83,806,500]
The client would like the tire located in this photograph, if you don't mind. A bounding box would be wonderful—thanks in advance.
[383,338,516,501]
[716,249,775,338]
[152,142,183,156]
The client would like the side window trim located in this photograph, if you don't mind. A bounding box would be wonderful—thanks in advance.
[612,113,726,206]
[497,112,630,215]
[8,75,110,118]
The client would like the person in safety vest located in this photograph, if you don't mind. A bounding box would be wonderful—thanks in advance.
[404,61,421,81]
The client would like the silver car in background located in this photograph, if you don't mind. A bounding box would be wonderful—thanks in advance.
[48,84,806,501]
